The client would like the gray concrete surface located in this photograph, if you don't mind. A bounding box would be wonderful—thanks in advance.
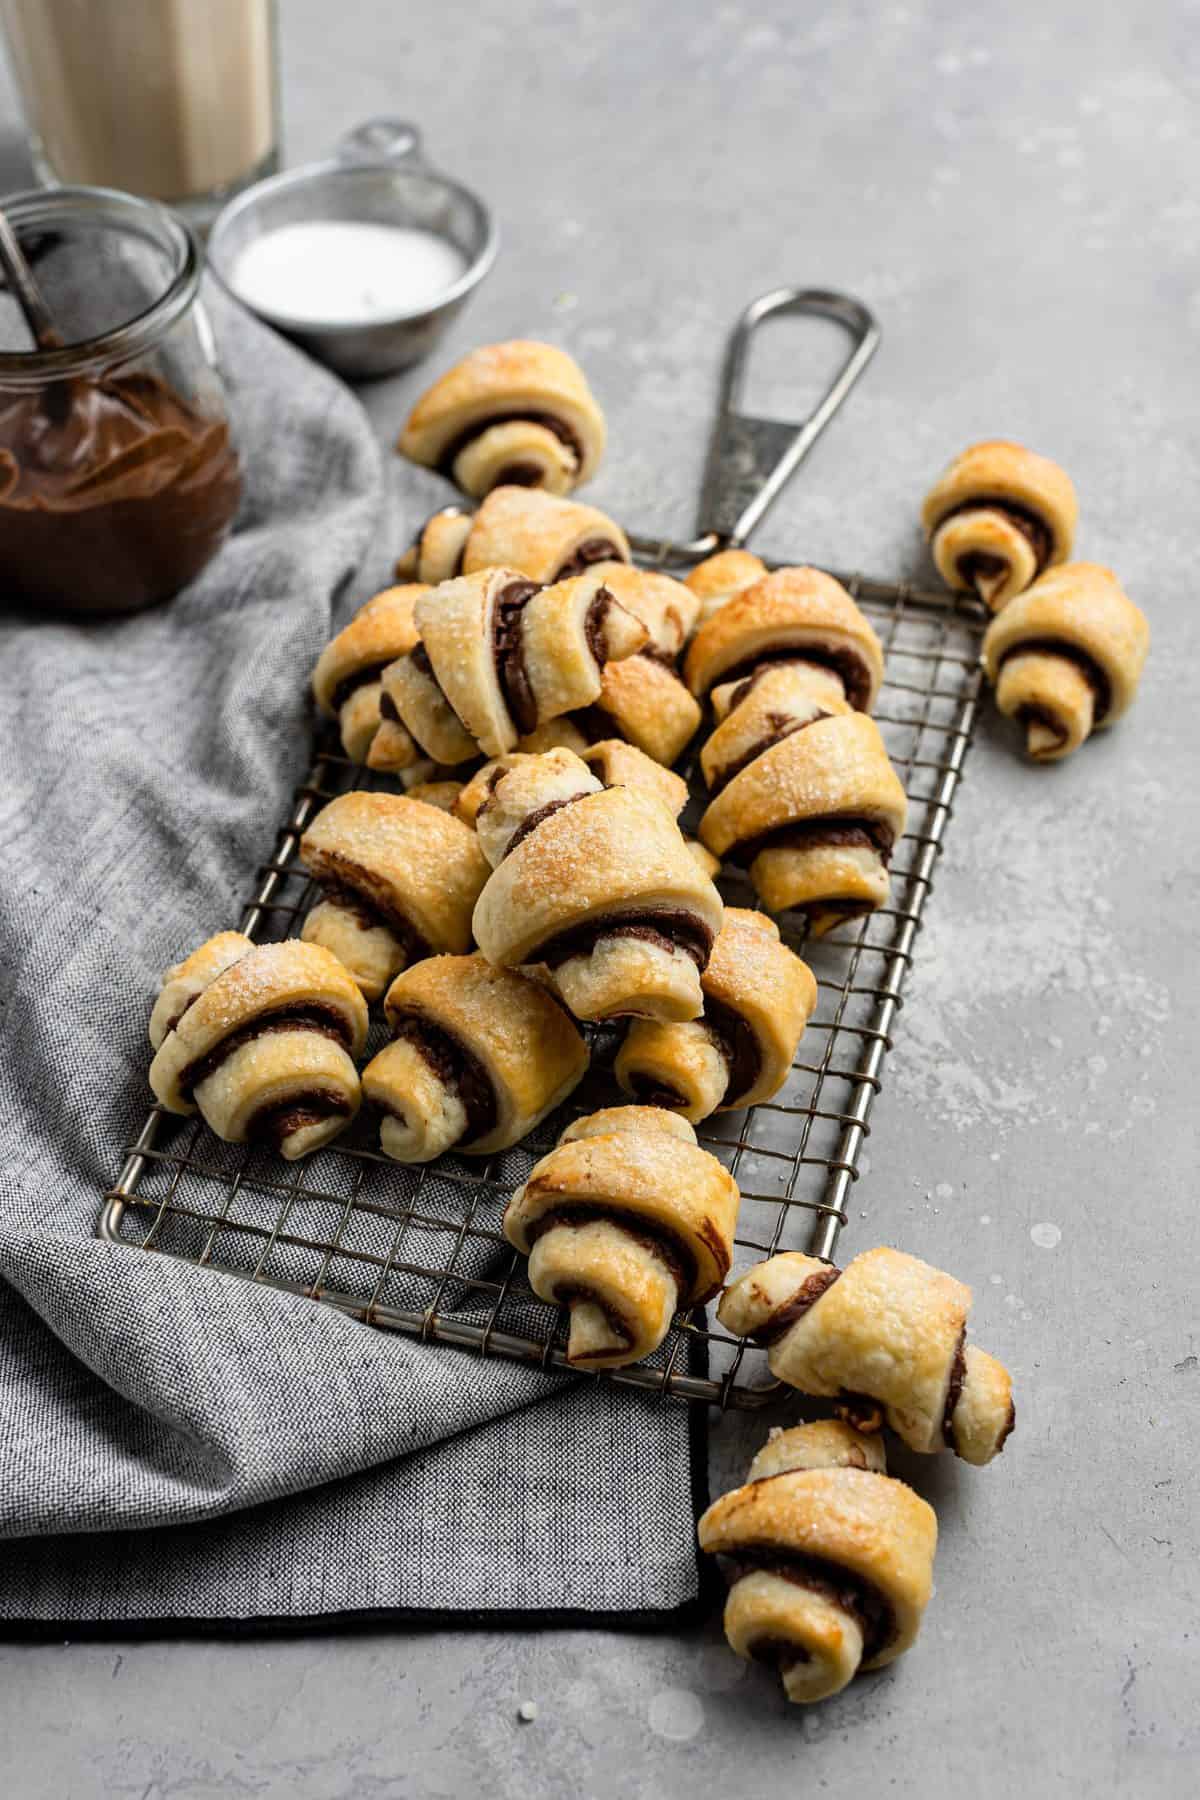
[2,1,1197,1794]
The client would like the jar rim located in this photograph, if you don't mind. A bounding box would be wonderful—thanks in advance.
[0,185,201,381]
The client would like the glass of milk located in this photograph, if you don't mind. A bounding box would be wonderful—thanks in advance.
[0,0,280,227]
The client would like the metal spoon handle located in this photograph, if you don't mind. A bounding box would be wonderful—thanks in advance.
[0,206,62,350]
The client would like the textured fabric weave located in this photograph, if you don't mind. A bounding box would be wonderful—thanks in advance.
[0,291,699,1622]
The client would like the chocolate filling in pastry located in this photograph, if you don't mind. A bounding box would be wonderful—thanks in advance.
[706,709,830,796]
[935,494,1053,581]
[525,1202,697,1306]
[180,1004,356,1099]
[495,462,544,487]
[533,910,715,974]
[723,1544,895,1665]
[734,816,896,871]
[308,864,432,967]
[491,578,542,733]
[555,537,624,579]
[745,1266,842,1345]
[996,636,1111,723]
[942,1326,968,1448]
[329,659,392,713]
[246,1088,353,1150]
[386,1010,498,1144]
[436,411,584,478]
[704,995,763,1106]
[718,646,874,712]
[502,789,596,859]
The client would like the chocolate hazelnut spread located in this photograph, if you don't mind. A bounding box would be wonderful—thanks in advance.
[719,646,869,710]
[725,1544,894,1664]
[749,1266,841,1345]
[437,410,583,478]
[388,1010,497,1144]
[555,537,622,579]
[491,577,541,733]
[936,493,1053,577]
[535,910,714,973]
[311,867,431,966]
[0,368,240,613]
[247,1089,352,1149]
[180,1004,355,1098]
[735,815,895,869]
[704,995,762,1106]
[942,1327,968,1446]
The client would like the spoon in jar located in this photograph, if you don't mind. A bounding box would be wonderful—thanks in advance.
[0,201,63,351]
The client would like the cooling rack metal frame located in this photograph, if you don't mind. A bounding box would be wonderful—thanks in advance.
[99,559,987,1411]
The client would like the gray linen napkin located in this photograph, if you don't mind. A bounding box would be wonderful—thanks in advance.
[0,289,700,1623]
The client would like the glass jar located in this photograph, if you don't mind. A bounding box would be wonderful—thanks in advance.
[0,0,280,229]
[0,186,241,615]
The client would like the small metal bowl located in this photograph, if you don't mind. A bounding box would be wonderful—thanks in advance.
[208,118,497,379]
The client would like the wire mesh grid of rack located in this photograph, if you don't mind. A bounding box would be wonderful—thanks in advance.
[99,559,987,1410]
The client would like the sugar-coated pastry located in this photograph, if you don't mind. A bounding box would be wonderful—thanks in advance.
[148,930,254,1051]
[590,651,703,766]
[616,909,816,1120]
[701,662,852,796]
[473,749,724,1022]
[148,938,367,1159]
[922,439,1078,611]
[402,779,464,812]
[684,837,721,880]
[299,791,488,1001]
[685,567,884,712]
[397,488,631,587]
[397,341,606,498]
[311,584,429,765]
[579,739,689,818]
[981,562,1149,761]
[505,1105,740,1367]
[361,954,588,1162]
[588,563,701,658]
[387,566,647,764]
[699,713,908,934]
[718,1246,1015,1465]
[684,548,768,623]
[698,1421,937,1704]
[394,505,474,585]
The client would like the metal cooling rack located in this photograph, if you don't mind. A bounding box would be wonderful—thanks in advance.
[97,288,990,1408]
[99,564,986,1409]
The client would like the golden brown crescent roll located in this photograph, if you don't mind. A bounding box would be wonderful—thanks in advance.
[148,930,254,1051]
[588,563,701,658]
[981,562,1149,761]
[684,548,768,623]
[701,662,853,797]
[685,567,884,712]
[685,837,721,880]
[394,505,474,586]
[699,713,908,934]
[299,791,488,1001]
[462,485,631,581]
[579,739,689,818]
[148,938,367,1159]
[718,1245,1015,1465]
[397,341,605,498]
[590,651,703,767]
[473,749,724,1022]
[402,779,464,812]
[311,584,429,765]
[615,909,816,1120]
[505,1105,740,1367]
[361,953,588,1162]
[698,1421,937,1704]
[922,439,1078,611]
[387,566,647,764]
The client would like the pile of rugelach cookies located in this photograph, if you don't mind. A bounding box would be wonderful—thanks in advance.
[145,339,1148,1706]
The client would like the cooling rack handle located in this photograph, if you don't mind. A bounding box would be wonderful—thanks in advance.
[696,287,880,550]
